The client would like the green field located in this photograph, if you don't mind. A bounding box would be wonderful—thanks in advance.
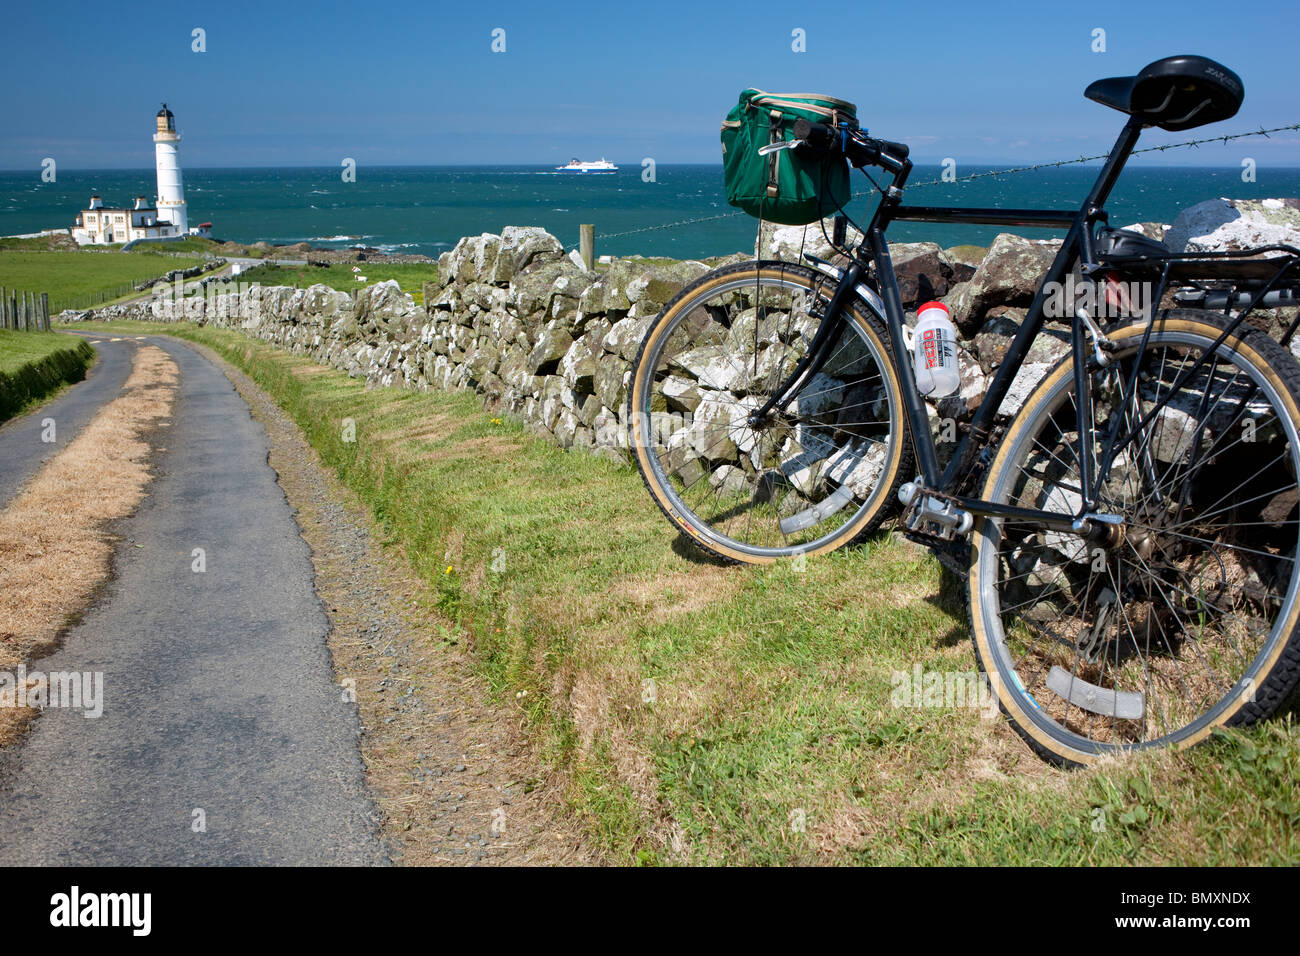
[124,237,228,255]
[0,249,209,311]
[236,261,439,304]
[0,236,79,252]
[56,318,1300,865]
[0,330,95,420]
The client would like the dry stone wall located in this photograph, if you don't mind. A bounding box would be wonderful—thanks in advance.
[64,199,1300,462]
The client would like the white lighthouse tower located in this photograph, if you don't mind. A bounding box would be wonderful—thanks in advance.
[153,103,188,234]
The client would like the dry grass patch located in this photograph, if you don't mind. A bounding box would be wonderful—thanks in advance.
[371,416,459,450]
[615,565,742,624]
[0,344,176,744]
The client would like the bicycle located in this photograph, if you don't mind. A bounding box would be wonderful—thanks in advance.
[627,55,1300,765]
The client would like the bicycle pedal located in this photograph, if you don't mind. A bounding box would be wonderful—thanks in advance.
[898,482,973,539]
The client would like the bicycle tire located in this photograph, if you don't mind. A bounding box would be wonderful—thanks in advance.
[628,260,913,564]
[969,309,1300,765]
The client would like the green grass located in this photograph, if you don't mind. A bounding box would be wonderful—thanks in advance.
[0,235,78,252]
[0,329,81,376]
[125,237,225,255]
[64,317,1300,866]
[235,261,439,304]
[0,249,208,311]
[0,330,95,421]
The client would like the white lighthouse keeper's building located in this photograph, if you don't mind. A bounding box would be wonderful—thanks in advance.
[70,104,211,245]
[153,103,187,234]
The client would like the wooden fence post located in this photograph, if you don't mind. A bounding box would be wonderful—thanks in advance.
[579,224,595,271]
[0,286,7,329]
[40,293,50,331]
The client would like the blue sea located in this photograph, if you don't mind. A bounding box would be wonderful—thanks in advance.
[2,164,1297,259]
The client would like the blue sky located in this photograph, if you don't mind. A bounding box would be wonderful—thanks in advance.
[3,0,1298,169]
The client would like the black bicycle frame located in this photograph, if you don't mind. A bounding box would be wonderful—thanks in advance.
[840,116,1147,524]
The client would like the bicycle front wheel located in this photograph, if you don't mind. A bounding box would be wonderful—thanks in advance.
[970,310,1300,764]
[628,260,913,563]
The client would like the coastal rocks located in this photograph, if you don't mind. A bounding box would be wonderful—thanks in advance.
[1117,222,1169,241]
[941,245,984,284]
[971,307,1024,374]
[1164,198,1300,253]
[759,218,863,261]
[1000,333,1071,416]
[891,242,951,304]
[944,233,1062,333]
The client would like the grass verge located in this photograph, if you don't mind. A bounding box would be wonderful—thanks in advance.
[65,318,1300,866]
[0,332,95,422]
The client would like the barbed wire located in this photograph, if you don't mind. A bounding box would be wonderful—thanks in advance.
[906,122,1300,189]
[573,122,1299,249]
[592,211,748,244]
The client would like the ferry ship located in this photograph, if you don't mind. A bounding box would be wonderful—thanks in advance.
[555,158,618,173]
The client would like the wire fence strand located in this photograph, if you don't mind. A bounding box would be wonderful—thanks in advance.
[574,122,1299,249]
[906,123,1300,189]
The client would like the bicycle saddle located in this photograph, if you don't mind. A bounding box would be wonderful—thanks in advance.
[1085,55,1243,131]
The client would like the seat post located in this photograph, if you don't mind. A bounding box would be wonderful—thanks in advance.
[1083,117,1144,212]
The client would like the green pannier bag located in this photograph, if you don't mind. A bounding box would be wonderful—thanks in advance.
[721,90,858,226]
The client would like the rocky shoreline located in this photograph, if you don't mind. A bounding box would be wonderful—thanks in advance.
[62,197,1300,462]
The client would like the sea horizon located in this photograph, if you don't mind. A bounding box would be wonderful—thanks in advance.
[7,161,1300,173]
[5,162,1298,259]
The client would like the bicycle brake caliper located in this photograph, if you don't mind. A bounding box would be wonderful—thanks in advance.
[1077,307,1115,368]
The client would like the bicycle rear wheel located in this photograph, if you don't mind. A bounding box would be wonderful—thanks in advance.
[970,310,1300,764]
[628,260,912,563]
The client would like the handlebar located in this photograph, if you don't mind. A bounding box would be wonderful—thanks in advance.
[791,118,909,172]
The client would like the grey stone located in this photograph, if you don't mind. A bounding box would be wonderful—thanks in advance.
[1165,198,1300,253]
[528,325,574,374]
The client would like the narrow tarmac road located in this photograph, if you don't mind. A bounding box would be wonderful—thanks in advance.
[0,337,387,865]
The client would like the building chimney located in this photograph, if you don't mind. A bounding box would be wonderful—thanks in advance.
[89,195,103,209]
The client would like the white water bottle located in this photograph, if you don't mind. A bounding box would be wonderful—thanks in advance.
[912,301,960,398]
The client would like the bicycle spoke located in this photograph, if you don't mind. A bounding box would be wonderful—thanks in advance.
[979,319,1300,754]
